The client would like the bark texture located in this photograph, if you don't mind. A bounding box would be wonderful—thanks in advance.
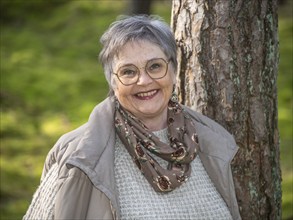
[171,0,281,219]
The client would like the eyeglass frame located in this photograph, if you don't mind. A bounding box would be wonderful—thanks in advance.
[113,58,170,86]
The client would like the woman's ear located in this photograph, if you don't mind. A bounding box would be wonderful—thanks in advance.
[172,72,177,85]
[169,62,177,85]
[113,85,118,97]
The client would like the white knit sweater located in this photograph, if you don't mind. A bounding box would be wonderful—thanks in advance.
[114,128,233,220]
[23,163,58,220]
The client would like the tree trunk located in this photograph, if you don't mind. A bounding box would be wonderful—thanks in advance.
[171,0,281,219]
[128,0,152,15]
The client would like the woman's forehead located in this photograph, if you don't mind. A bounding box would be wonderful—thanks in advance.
[113,40,166,67]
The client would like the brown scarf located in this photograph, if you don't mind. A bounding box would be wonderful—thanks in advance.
[114,98,199,192]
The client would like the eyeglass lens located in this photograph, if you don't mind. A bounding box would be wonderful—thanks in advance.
[116,58,168,85]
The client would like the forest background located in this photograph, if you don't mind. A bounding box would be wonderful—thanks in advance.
[0,1,292,219]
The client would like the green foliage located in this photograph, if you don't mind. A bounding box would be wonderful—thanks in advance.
[0,1,292,219]
[0,0,66,24]
[278,2,293,219]
[0,1,172,219]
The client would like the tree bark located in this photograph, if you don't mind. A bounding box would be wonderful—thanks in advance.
[171,0,281,219]
[128,0,152,15]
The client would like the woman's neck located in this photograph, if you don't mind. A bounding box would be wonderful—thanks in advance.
[139,111,168,132]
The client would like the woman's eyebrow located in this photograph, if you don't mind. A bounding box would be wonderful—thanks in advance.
[117,57,164,69]
[119,62,135,67]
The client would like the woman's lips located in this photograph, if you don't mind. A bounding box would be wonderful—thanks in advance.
[135,89,158,100]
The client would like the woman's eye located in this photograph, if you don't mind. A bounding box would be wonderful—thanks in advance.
[120,69,136,77]
[148,63,162,72]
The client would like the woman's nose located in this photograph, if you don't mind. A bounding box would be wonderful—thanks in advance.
[136,69,153,85]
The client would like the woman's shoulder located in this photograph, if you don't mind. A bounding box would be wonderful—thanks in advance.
[182,105,238,162]
[42,97,116,178]
[41,123,88,179]
[57,123,87,146]
[182,105,236,146]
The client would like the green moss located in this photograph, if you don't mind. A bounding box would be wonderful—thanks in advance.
[248,181,259,200]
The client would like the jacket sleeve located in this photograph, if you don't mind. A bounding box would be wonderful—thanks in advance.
[54,167,114,220]
[40,142,59,182]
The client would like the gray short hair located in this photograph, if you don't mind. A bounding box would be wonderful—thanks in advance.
[99,15,177,95]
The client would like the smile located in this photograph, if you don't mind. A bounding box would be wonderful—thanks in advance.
[135,90,158,100]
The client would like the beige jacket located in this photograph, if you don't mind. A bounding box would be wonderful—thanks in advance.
[42,97,241,220]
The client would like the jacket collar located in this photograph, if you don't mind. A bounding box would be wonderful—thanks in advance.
[68,99,238,173]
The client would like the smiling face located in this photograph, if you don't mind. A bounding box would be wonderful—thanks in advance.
[113,40,176,130]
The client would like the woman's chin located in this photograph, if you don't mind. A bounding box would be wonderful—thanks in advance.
[133,97,162,114]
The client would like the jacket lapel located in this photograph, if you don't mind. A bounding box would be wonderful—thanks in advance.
[66,97,120,217]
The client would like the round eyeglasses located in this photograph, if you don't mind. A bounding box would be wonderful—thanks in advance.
[113,58,169,86]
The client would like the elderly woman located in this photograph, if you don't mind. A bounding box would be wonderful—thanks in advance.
[24,15,241,220]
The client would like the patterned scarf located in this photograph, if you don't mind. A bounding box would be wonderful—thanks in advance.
[114,98,199,192]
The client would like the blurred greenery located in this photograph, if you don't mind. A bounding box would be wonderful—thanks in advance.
[278,1,293,219]
[0,1,292,219]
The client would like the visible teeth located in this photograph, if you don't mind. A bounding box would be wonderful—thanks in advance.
[137,90,157,97]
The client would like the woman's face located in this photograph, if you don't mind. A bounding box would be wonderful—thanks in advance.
[113,40,176,125]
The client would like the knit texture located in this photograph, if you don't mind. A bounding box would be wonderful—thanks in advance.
[114,128,233,220]
[23,163,58,220]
